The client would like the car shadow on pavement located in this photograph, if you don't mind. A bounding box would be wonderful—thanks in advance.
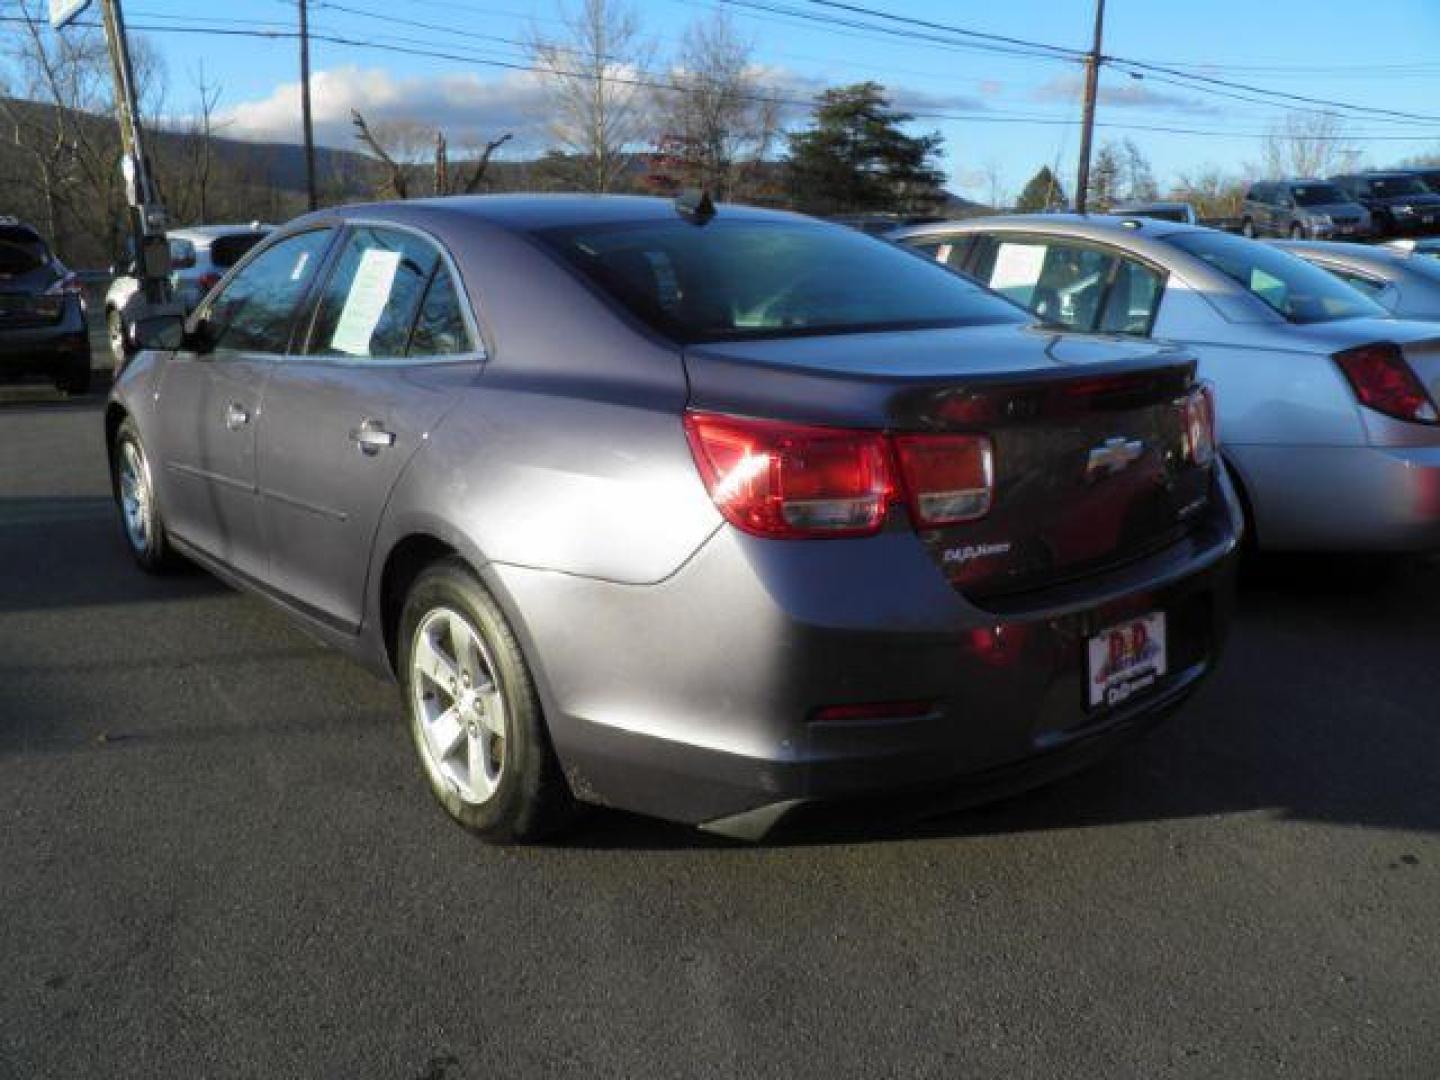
[562,553,1440,851]
[0,496,226,615]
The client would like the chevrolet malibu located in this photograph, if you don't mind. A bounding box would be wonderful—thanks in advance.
[108,196,1239,842]
[894,215,1440,554]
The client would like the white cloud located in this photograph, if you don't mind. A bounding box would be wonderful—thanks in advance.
[1031,73,1217,114]
[218,65,553,150]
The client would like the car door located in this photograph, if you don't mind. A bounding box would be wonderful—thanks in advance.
[253,223,481,632]
[154,228,335,578]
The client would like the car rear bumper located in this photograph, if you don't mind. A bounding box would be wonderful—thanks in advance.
[0,300,90,377]
[493,469,1242,836]
[1232,442,1440,552]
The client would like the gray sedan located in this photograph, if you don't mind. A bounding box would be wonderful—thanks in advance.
[107,196,1239,841]
[1272,239,1440,321]
[893,215,1440,553]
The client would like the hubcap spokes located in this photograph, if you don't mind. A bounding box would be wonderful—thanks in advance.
[411,608,506,805]
[118,441,151,552]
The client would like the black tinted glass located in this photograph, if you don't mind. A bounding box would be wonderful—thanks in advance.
[1292,184,1348,207]
[0,227,48,274]
[408,266,473,357]
[1169,231,1386,323]
[208,229,332,355]
[211,233,270,268]
[537,218,1026,343]
[1370,177,1428,198]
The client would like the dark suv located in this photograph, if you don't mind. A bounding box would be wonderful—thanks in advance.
[0,218,91,394]
[1241,180,1370,240]
[1330,172,1440,238]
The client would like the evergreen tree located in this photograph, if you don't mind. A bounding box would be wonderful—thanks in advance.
[784,82,946,214]
[1015,166,1068,212]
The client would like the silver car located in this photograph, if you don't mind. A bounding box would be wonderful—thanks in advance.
[1273,240,1440,322]
[105,223,272,366]
[107,196,1239,842]
[893,214,1440,553]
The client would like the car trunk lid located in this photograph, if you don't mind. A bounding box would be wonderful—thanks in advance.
[684,326,1211,598]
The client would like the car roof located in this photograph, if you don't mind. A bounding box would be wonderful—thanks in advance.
[168,223,272,241]
[890,212,1202,245]
[317,194,812,234]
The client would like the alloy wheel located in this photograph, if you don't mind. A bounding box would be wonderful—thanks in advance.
[117,438,154,555]
[410,607,508,805]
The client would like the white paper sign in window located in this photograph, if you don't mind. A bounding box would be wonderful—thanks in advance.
[991,242,1046,292]
[330,247,401,356]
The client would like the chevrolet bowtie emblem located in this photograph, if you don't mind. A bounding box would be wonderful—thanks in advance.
[1086,437,1145,479]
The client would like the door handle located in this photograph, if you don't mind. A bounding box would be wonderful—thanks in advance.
[225,403,250,430]
[350,419,396,455]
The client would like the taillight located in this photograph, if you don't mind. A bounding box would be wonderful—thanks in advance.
[683,412,894,538]
[1181,382,1217,466]
[1334,343,1438,424]
[892,433,994,526]
[684,412,997,539]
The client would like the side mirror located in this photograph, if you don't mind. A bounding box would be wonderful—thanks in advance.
[128,312,185,352]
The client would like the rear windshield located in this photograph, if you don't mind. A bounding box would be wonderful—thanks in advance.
[1368,176,1428,198]
[211,232,270,268]
[0,227,49,275]
[535,218,1027,343]
[1292,184,1348,207]
[1168,231,1387,323]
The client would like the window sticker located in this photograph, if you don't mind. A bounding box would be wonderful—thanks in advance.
[991,242,1046,291]
[330,247,401,356]
[290,251,311,282]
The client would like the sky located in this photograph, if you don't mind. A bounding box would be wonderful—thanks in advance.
[21,0,1440,203]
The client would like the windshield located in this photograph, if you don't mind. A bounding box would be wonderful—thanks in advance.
[1369,176,1429,198]
[1169,231,1387,323]
[0,227,49,275]
[536,218,1026,343]
[1130,207,1187,222]
[1292,184,1349,207]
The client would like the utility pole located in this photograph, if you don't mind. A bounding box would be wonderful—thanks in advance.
[299,0,318,211]
[96,0,170,306]
[1074,0,1106,215]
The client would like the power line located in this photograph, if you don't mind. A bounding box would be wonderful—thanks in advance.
[6,13,1439,143]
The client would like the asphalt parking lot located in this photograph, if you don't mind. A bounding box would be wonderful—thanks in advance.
[2,387,1439,1079]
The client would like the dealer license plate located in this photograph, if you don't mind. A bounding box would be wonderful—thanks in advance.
[1087,612,1166,709]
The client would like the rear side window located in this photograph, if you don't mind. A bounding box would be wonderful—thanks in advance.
[307,226,472,359]
[536,218,1024,344]
[1168,231,1386,324]
[207,228,333,355]
[211,232,270,269]
[970,237,1116,330]
[0,226,49,274]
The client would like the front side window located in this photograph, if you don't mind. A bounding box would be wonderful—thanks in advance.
[971,236,1117,331]
[536,218,1025,344]
[206,228,333,355]
[1169,231,1387,323]
[306,226,469,359]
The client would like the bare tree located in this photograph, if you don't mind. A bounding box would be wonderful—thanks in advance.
[1263,111,1356,179]
[649,11,777,200]
[353,111,512,199]
[1172,166,1253,219]
[530,0,653,193]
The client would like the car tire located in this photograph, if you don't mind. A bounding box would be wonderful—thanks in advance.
[111,417,179,572]
[399,559,577,843]
[1241,218,1256,238]
[107,307,133,371]
[55,352,91,396]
